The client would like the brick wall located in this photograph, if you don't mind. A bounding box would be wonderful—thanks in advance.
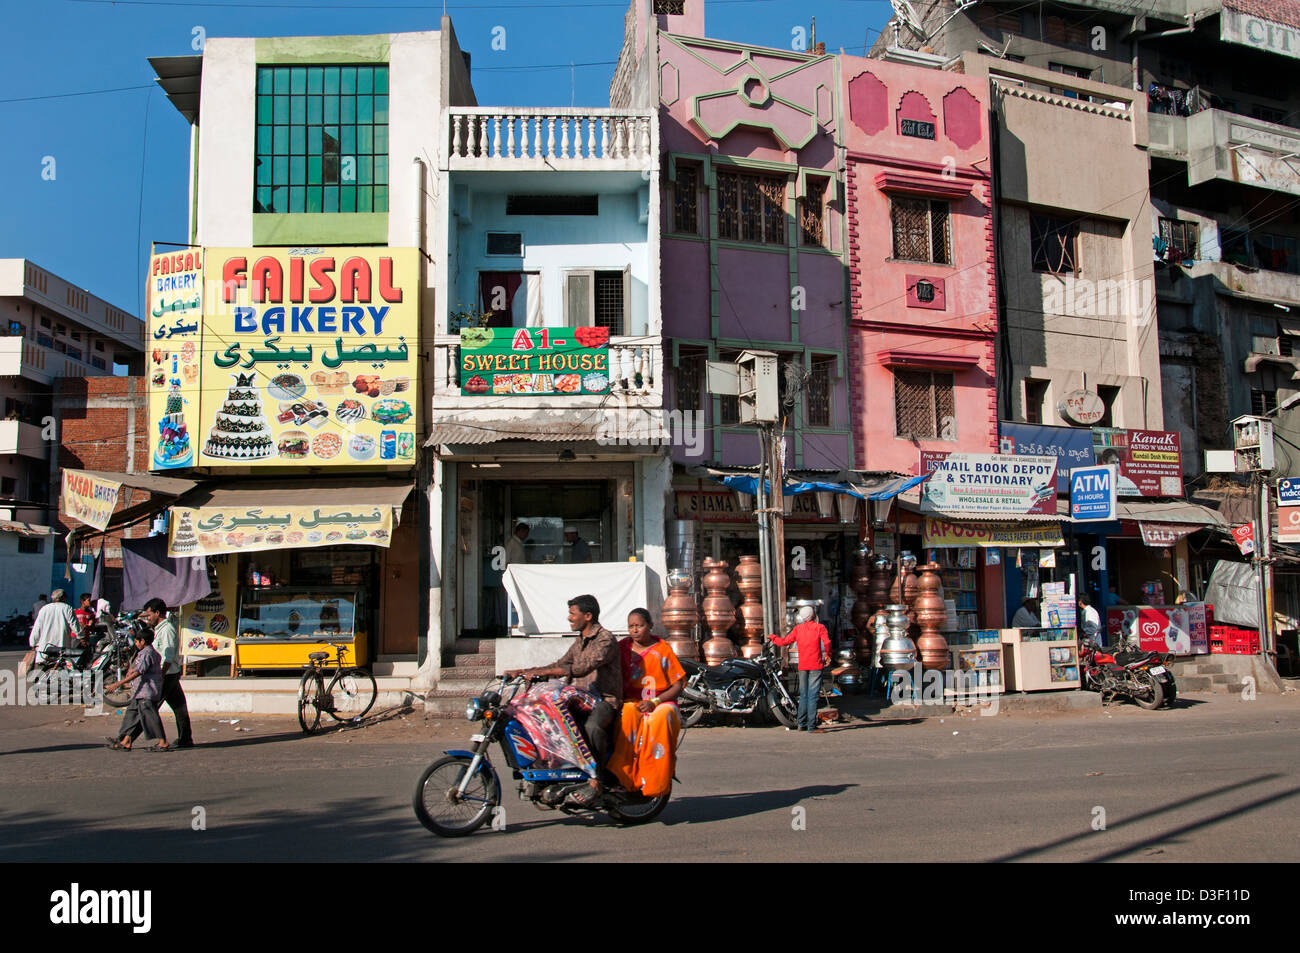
[54,376,152,565]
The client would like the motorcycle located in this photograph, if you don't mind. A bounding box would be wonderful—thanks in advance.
[412,675,671,837]
[1080,638,1177,710]
[676,639,799,729]
[1,612,31,647]
[89,618,142,705]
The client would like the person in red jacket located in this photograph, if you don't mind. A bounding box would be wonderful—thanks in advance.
[768,605,832,733]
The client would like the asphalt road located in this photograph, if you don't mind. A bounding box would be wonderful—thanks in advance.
[3,649,1299,862]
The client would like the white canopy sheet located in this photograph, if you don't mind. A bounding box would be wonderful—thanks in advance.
[502,562,650,635]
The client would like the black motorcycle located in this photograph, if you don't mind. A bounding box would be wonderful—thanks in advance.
[1,612,31,647]
[676,639,799,728]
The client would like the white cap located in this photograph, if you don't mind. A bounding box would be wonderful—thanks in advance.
[564,525,577,533]
[796,605,815,623]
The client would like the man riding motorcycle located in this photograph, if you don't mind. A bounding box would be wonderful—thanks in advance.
[504,594,623,805]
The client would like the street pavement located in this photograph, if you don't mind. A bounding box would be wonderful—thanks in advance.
[2,649,1299,862]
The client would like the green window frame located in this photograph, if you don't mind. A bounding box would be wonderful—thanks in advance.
[254,64,389,215]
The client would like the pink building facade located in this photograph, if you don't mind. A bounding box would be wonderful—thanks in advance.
[613,1,852,470]
[839,56,998,476]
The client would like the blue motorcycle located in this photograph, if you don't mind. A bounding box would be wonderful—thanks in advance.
[412,675,670,836]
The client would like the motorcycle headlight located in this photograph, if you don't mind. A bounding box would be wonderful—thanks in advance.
[465,697,485,722]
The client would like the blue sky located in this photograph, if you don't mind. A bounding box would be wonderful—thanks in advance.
[0,0,891,316]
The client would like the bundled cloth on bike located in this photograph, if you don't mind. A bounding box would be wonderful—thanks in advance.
[508,681,600,778]
[608,638,684,798]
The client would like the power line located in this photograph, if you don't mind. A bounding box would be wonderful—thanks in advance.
[0,84,155,105]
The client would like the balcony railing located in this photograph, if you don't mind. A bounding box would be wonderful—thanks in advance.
[431,335,662,409]
[0,420,48,460]
[448,108,655,169]
[0,336,111,385]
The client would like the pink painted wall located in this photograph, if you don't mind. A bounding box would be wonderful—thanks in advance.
[840,55,998,475]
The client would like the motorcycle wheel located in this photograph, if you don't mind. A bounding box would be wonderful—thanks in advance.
[678,697,706,728]
[1163,680,1178,709]
[607,790,670,826]
[412,755,500,837]
[1133,669,1165,710]
[763,690,799,729]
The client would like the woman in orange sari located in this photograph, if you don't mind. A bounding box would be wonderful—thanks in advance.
[608,608,685,798]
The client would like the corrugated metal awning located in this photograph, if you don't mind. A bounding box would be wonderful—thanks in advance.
[425,420,607,446]
[425,410,670,447]
[0,520,56,539]
[76,470,199,497]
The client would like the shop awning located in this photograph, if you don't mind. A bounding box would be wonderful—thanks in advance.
[0,520,56,539]
[1097,498,1225,527]
[688,466,927,500]
[179,478,414,511]
[64,469,202,537]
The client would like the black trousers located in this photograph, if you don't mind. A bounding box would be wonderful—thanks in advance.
[583,700,615,769]
[128,672,191,745]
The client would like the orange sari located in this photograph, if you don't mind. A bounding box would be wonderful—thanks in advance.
[608,638,685,797]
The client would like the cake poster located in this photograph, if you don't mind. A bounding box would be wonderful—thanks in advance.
[167,503,396,557]
[146,247,419,470]
[146,248,204,470]
[179,555,239,662]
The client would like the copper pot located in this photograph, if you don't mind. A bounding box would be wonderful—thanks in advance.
[913,562,949,671]
[700,557,737,664]
[661,571,700,662]
[736,554,764,659]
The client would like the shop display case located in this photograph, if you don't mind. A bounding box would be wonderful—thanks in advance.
[235,586,368,670]
[930,548,979,630]
[945,629,1005,695]
[1001,627,1080,691]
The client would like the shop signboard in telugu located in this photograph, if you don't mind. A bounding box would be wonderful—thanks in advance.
[1091,428,1182,497]
[919,453,1057,516]
[148,248,420,470]
[1069,464,1117,522]
[147,249,204,470]
[167,504,396,558]
[997,422,1094,493]
[60,469,122,531]
[458,326,611,396]
[923,518,1064,548]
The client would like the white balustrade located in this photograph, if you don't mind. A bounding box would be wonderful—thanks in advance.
[448,108,654,164]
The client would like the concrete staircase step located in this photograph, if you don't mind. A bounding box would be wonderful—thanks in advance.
[444,652,495,667]
[1178,675,1214,692]
[441,664,495,680]
[454,638,494,654]
[426,686,484,699]
[371,660,419,677]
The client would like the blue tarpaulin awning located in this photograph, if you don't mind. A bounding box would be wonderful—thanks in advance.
[687,467,929,501]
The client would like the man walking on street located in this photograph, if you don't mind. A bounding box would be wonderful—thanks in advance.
[105,627,169,751]
[768,605,832,733]
[134,598,193,748]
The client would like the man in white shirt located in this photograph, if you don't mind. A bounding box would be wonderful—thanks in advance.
[31,593,49,621]
[29,590,80,660]
[1077,593,1102,642]
[1011,598,1041,629]
[129,598,193,748]
[504,522,529,567]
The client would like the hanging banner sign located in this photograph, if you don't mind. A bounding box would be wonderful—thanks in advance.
[167,504,396,557]
[923,518,1064,548]
[1091,428,1183,497]
[919,453,1058,516]
[147,249,204,470]
[60,469,123,531]
[458,326,611,396]
[1232,523,1256,555]
[1138,521,1199,548]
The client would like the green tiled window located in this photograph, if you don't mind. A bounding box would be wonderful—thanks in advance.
[254,65,389,214]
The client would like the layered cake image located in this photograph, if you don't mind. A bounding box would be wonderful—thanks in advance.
[204,372,275,460]
[153,380,192,467]
[196,563,224,612]
[171,510,199,555]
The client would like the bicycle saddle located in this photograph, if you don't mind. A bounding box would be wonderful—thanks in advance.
[308,651,330,661]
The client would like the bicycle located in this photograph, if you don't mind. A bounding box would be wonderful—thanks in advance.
[297,642,377,734]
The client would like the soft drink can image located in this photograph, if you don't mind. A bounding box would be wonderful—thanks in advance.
[397,432,414,458]
[380,430,397,459]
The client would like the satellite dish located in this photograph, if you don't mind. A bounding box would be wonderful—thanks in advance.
[891,0,928,38]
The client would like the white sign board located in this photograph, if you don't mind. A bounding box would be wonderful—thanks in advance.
[1221,10,1300,62]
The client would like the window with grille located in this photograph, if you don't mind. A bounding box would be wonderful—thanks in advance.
[894,370,955,439]
[486,233,523,255]
[255,65,389,214]
[1280,335,1294,357]
[594,271,625,334]
[806,357,833,426]
[1158,218,1200,260]
[1252,388,1278,415]
[800,176,829,247]
[675,350,705,414]
[673,165,700,234]
[655,0,685,13]
[1031,215,1079,275]
[717,169,788,245]
[891,198,951,264]
[18,538,44,555]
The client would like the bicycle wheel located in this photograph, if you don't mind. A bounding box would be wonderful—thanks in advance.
[298,671,323,733]
[328,667,377,723]
[412,755,500,837]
